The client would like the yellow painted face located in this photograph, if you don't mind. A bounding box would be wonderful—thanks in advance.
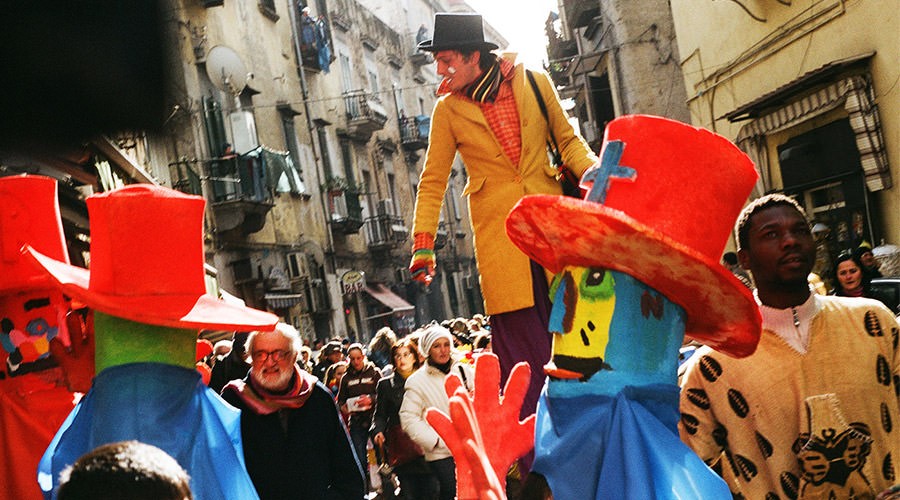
[547,266,615,379]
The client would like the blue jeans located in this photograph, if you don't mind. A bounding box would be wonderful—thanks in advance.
[427,457,456,500]
[349,424,370,488]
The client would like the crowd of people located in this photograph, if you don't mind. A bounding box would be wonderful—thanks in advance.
[183,316,495,499]
[8,9,900,500]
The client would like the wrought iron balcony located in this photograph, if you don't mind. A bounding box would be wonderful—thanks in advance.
[343,90,388,141]
[561,0,600,29]
[364,214,409,250]
[400,115,429,151]
[326,184,364,234]
[207,155,273,236]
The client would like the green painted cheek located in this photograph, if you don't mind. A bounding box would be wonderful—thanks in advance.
[94,312,198,373]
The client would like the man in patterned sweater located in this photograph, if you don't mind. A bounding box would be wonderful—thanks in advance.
[680,194,900,498]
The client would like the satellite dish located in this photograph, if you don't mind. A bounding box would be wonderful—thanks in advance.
[206,45,248,96]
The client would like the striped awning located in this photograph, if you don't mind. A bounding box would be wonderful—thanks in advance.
[264,293,304,309]
[735,74,891,192]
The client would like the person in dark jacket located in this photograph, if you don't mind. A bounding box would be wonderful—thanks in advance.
[208,331,251,394]
[370,338,438,499]
[221,324,364,500]
[313,341,344,382]
[337,343,382,488]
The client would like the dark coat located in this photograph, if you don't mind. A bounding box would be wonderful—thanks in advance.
[222,378,365,500]
[370,372,404,437]
[370,372,431,476]
[209,352,251,394]
[337,361,380,429]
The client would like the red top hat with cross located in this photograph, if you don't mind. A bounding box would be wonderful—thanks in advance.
[506,115,761,357]
[25,184,278,331]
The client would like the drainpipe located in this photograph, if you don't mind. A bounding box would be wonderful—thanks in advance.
[288,0,341,334]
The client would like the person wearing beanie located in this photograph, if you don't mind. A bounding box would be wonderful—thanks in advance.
[399,324,474,500]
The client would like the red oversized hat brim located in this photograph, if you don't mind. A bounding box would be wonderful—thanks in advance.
[25,246,279,332]
[506,195,761,358]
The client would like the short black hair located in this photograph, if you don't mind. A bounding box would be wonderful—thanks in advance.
[735,194,808,251]
[457,48,497,72]
[57,441,192,500]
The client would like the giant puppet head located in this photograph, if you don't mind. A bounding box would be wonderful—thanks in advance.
[0,175,73,380]
[502,115,762,499]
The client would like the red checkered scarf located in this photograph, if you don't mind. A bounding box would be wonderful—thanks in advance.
[437,58,515,103]
[437,58,521,165]
[223,365,316,415]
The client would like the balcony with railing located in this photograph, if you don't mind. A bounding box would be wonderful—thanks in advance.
[364,199,409,250]
[206,154,273,235]
[400,115,429,151]
[324,176,364,234]
[562,0,600,29]
[364,213,409,251]
[343,90,388,141]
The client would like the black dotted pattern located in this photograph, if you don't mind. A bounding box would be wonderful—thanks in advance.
[682,307,900,497]
[865,311,883,337]
[779,471,799,499]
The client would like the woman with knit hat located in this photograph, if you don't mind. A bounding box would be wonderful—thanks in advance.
[399,324,473,500]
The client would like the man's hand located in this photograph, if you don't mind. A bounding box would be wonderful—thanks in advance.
[49,309,94,393]
[410,232,436,286]
[426,353,535,500]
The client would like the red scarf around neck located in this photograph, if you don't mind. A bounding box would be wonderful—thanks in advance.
[223,365,316,415]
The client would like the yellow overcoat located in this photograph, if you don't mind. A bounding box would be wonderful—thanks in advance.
[412,55,597,315]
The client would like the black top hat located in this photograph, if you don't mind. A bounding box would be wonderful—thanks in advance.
[417,13,499,52]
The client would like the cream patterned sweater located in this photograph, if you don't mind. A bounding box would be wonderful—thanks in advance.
[680,294,900,499]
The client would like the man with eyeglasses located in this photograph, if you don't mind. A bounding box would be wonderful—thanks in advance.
[221,324,365,499]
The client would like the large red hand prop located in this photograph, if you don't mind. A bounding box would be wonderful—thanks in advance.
[426,353,535,500]
[49,309,94,393]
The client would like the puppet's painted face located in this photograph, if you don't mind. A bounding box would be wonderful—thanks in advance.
[0,290,69,377]
[547,267,615,380]
[546,266,685,386]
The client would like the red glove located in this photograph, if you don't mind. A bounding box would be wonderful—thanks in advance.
[426,353,535,500]
[409,232,436,286]
[49,309,95,393]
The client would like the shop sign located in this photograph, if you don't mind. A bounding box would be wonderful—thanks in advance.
[341,270,366,294]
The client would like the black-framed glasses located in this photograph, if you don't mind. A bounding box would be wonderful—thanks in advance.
[250,349,291,363]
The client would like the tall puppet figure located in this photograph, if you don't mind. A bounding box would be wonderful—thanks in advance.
[0,175,80,500]
[504,115,763,498]
[25,184,279,499]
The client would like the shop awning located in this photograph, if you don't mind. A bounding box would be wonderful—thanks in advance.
[364,284,414,316]
[723,52,874,122]
[264,293,305,309]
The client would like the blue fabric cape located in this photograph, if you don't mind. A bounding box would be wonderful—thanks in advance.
[532,383,729,500]
[38,363,259,500]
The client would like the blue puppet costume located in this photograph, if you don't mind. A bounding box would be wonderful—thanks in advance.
[24,185,279,500]
[505,115,762,499]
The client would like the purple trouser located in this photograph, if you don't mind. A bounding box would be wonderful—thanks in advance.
[488,260,552,472]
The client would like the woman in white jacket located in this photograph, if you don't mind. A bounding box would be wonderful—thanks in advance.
[399,324,474,500]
